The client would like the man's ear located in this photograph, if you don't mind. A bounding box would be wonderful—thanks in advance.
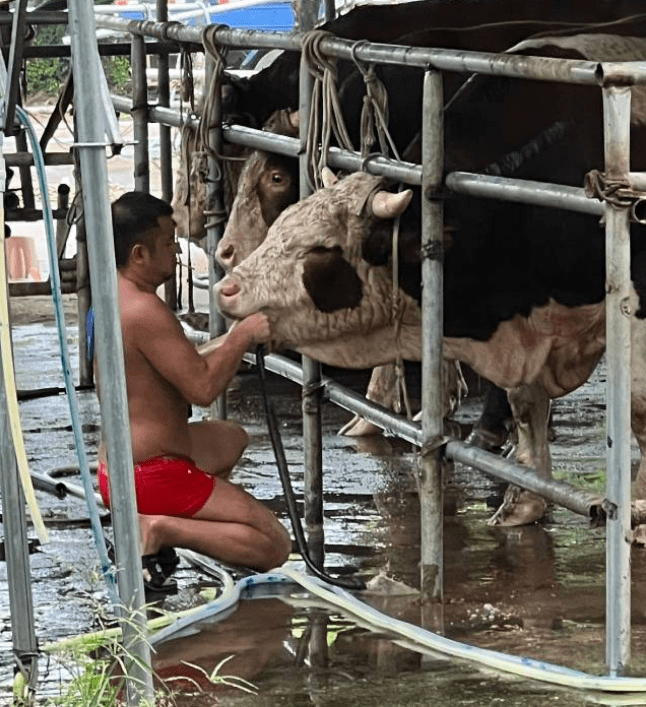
[130,243,146,264]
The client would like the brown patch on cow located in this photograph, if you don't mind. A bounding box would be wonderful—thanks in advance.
[302,247,363,313]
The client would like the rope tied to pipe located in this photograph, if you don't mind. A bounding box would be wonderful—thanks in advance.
[584,169,635,208]
[302,30,355,190]
[350,40,398,160]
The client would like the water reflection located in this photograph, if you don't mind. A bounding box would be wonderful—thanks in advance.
[152,597,294,695]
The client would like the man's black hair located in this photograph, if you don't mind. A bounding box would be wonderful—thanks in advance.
[112,191,174,268]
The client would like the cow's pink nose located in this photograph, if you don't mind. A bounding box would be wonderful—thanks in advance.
[219,278,240,297]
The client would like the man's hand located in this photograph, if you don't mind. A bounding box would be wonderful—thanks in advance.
[233,312,272,347]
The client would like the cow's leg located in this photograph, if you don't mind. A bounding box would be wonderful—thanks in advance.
[339,363,399,436]
[488,381,551,526]
[467,382,513,450]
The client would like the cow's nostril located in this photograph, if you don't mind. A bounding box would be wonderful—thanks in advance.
[219,244,235,261]
[220,279,240,297]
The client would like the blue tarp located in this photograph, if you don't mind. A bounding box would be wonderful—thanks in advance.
[121,2,294,31]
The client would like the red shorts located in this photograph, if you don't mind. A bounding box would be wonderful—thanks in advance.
[98,454,216,518]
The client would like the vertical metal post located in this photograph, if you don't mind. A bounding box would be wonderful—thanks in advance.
[418,70,444,601]
[131,34,150,194]
[67,1,154,703]
[0,387,38,699]
[299,52,324,567]
[205,51,227,420]
[76,212,92,386]
[603,85,633,676]
[0,182,38,697]
[158,0,178,311]
[156,0,172,202]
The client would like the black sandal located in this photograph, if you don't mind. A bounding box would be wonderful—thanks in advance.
[141,548,179,599]
[105,538,179,598]
[154,547,180,579]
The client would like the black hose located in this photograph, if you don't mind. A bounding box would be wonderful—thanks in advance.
[255,346,365,591]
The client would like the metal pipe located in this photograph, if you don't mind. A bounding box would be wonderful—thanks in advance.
[240,351,423,444]
[0,164,39,699]
[157,0,178,312]
[8,280,75,297]
[15,40,177,57]
[445,172,604,217]
[55,184,71,258]
[445,441,602,519]
[204,52,227,420]
[299,50,324,568]
[14,129,35,211]
[93,18,619,86]
[603,85,633,677]
[5,152,75,167]
[242,352,607,519]
[156,0,173,204]
[131,34,150,193]
[419,69,444,602]
[67,0,154,700]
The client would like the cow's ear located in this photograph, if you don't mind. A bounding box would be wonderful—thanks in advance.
[303,248,363,312]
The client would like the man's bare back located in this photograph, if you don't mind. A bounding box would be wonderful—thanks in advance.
[120,274,197,462]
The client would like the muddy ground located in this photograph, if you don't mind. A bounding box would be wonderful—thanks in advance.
[2,295,646,706]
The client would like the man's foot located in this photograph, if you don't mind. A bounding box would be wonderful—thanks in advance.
[142,553,178,600]
[106,537,179,599]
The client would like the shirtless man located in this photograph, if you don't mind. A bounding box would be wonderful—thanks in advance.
[97,191,291,589]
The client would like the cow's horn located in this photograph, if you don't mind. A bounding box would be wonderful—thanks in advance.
[288,110,299,130]
[371,189,413,219]
[321,167,338,188]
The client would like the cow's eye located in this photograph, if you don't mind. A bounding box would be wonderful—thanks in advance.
[271,171,285,184]
[308,245,340,256]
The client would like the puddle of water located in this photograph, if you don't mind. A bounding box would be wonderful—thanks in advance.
[2,316,646,706]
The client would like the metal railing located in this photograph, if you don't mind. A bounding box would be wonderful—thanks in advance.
[94,13,646,677]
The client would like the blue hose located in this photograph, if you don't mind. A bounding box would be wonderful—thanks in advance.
[14,106,119,606]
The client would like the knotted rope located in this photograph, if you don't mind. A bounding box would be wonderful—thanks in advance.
[302,30,355,190]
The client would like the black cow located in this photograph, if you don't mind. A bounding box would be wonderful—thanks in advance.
[214,36,646,527]
[222,0,646,129]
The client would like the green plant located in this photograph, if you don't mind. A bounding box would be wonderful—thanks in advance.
[103,56,131,94]
[176,655,259,695]
[23,24,69,97]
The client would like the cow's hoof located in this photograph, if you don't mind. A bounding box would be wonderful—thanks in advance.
[487,485,548,526]
[339,415,383,437]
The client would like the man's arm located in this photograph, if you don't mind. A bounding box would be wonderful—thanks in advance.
[130,293,270,406]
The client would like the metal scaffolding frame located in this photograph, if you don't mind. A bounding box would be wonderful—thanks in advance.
[0,6,643,701]
[98,16,642,675]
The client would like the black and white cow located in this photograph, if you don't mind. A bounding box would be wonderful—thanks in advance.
[215,37,646,527]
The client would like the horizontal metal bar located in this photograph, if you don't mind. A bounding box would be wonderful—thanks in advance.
[446,172,604,216]
[0,11,68,25]
[242,351,424,445]
[320,35,605,85]
[445,440,603,518]
[19,41,177,59]
[96,19,646,86]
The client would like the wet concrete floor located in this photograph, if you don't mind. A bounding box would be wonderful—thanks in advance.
[2,297,646,706]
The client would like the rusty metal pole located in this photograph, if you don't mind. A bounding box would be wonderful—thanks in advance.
[156,0,178,312]
[205,51,228,421]
[131,34,150,194]
[299,50,324,568]
[418,69,444,602]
